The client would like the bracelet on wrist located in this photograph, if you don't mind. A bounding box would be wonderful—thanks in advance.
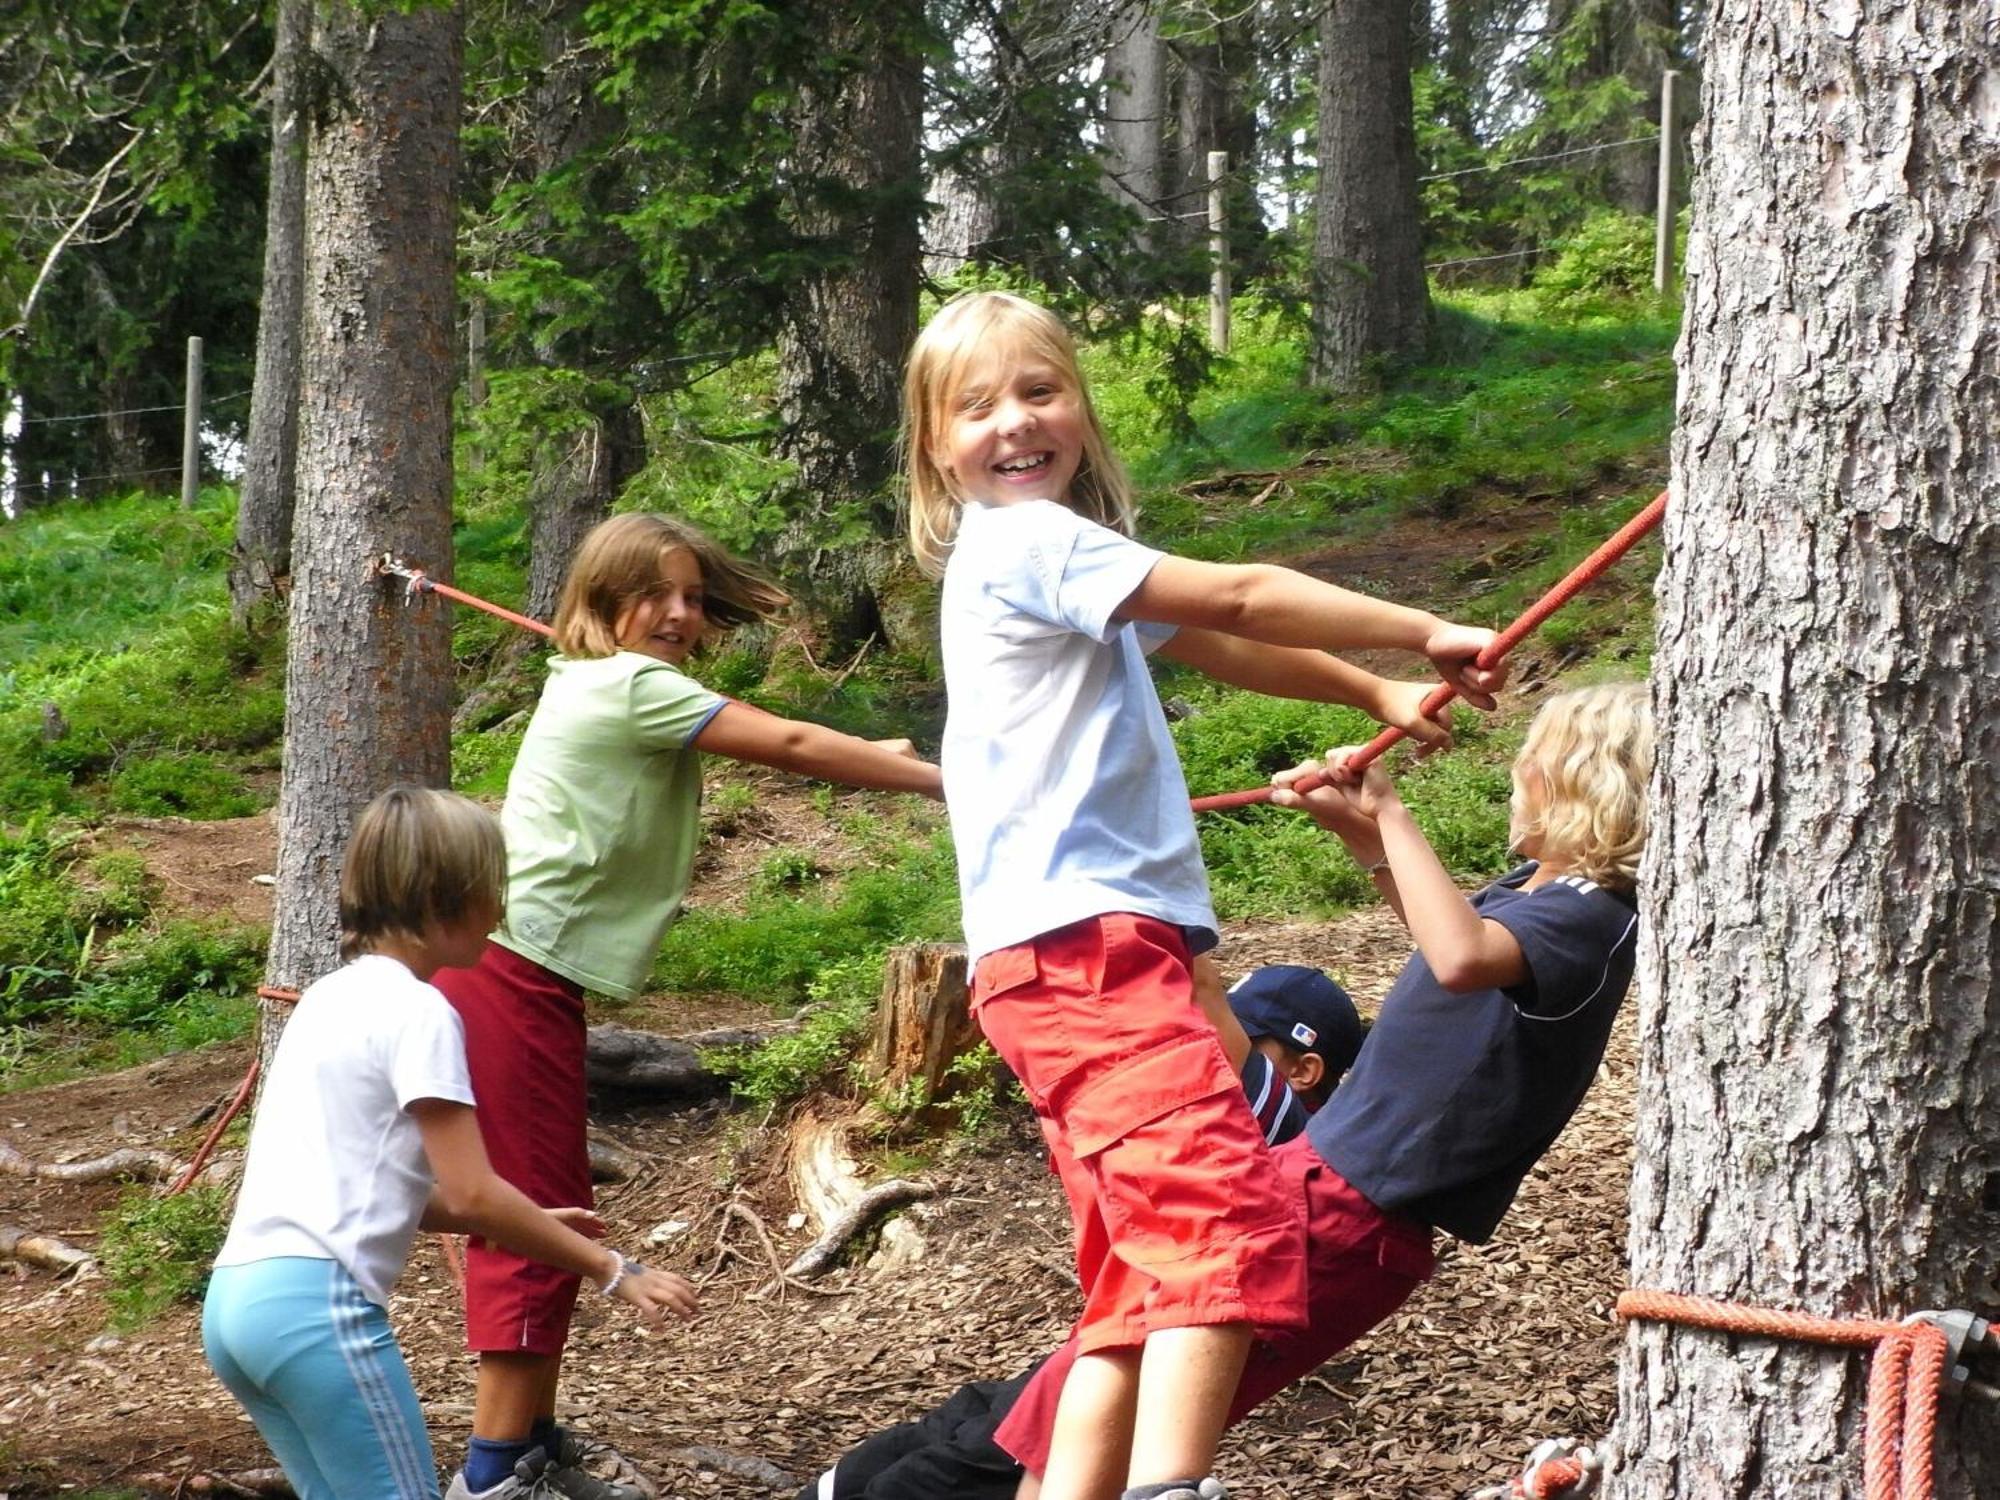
[1360,855,1391,876]
[599,1248,629,1297]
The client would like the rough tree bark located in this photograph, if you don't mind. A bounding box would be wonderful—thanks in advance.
[773,2,923,652]
[230,0,311,625]
[261,0,463,1067]
[1309,0,1427,390]
[1608,8,2000,1496]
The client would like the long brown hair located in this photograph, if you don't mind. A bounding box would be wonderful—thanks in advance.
[551,513,790,658]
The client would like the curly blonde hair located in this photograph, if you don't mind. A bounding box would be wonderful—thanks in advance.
[901,292,1134,578]
[1511,682,1652,889]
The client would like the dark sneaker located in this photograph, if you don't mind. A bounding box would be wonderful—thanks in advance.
[541,1427,649,1500]
[444,1449,559,1500]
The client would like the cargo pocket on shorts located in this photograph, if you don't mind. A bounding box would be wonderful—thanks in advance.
[1063,1031,1245,1262]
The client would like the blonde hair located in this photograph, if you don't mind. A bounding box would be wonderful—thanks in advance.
[552,513,790,658]
[339,786,507,961]
[901,292,1135,578]
[1512,682,1653,890]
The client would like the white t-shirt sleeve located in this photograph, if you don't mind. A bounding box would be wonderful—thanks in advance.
[388,992,476,1110]
[984,501,1166,644]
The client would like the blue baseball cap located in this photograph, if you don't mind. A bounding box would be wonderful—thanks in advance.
[1226,965,1365,1074]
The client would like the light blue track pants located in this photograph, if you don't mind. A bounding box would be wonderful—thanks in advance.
[203,1256,440,1500]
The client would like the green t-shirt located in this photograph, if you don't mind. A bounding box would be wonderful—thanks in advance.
[492,652,725,999]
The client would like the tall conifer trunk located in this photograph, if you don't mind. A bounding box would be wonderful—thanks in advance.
[1608,7,2000,1495]
[773,3,923,652]
[231,0,311,624]
[262,0,462,1064]
[1309,0,1427,390]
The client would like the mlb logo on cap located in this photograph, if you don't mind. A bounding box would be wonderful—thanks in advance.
[1226,965,1365,1076]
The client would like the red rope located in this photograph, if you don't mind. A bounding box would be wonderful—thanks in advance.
[165,986,299,1196]
[1617,1289,1951,1500]
[1190,490,1669,813]
[406,572,554,640]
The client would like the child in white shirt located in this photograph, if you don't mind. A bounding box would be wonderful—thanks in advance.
[204,787,695,1500]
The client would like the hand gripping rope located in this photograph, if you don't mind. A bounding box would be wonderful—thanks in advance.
[1189,489,1669,814]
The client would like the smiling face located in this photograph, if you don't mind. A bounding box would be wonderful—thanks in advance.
[934,355,1085,509]
[613,546,706,665]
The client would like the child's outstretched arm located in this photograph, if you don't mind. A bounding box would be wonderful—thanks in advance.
[1272,752,1527,992]
[1118,556,1506,707]
[1157,628,1454,749]
[411,1098,698,1324]
[693,703,943,798]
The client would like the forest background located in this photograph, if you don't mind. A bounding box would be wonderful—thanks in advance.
[0,0,1688,1086]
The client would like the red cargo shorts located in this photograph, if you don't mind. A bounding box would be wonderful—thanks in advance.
[971,912,1307,1354]
[996,1134,1435,1473]
[433,940,593,1355]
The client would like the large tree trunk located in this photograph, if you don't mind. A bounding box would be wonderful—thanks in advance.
[262,0,463,1067]
[1309,0,1427,391]
[231,0,311,625]
[1606,0,1677,215]
[1608,8,2000,1496]
[773,3,923,652]
[1101,1,1167,252]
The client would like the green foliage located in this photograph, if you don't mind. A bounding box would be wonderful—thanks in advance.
[1532,211,1661,310]
[98,1185,230,1329]
[452,722,527,800]
[0,584,283,823]
[753,848,825,896]
[704,953,880,1111]
[66,919,264,1031]
[655,832,959,1004]
[106,753,257,819]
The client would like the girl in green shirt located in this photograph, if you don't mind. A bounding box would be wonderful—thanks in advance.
[435,514,941,1500]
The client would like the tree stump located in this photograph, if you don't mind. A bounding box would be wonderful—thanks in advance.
[865,942,987,1116]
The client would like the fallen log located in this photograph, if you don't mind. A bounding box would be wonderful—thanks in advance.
[136,1468,294,1497]
[587,1131,644,1183]
[0,1139,188,1184]
[0,1222,95,1274]
[585,1020,798,1096]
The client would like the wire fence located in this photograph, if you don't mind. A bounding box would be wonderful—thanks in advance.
[12,389,248,427]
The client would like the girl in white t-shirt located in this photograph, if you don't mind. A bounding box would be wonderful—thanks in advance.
[204,788,696,1500]
[900,291,1507,1500]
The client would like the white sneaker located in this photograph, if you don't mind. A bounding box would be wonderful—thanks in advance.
[444,1449,558,1500]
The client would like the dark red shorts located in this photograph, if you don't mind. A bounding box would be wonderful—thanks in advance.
[995,1135,1434,1474]
[433,940,592,1356]
[971,913,1307,1354]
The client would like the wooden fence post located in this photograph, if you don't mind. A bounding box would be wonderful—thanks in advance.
[1208,150,1231,353]
[180,335,203,509]
[1653,70,1679,294]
